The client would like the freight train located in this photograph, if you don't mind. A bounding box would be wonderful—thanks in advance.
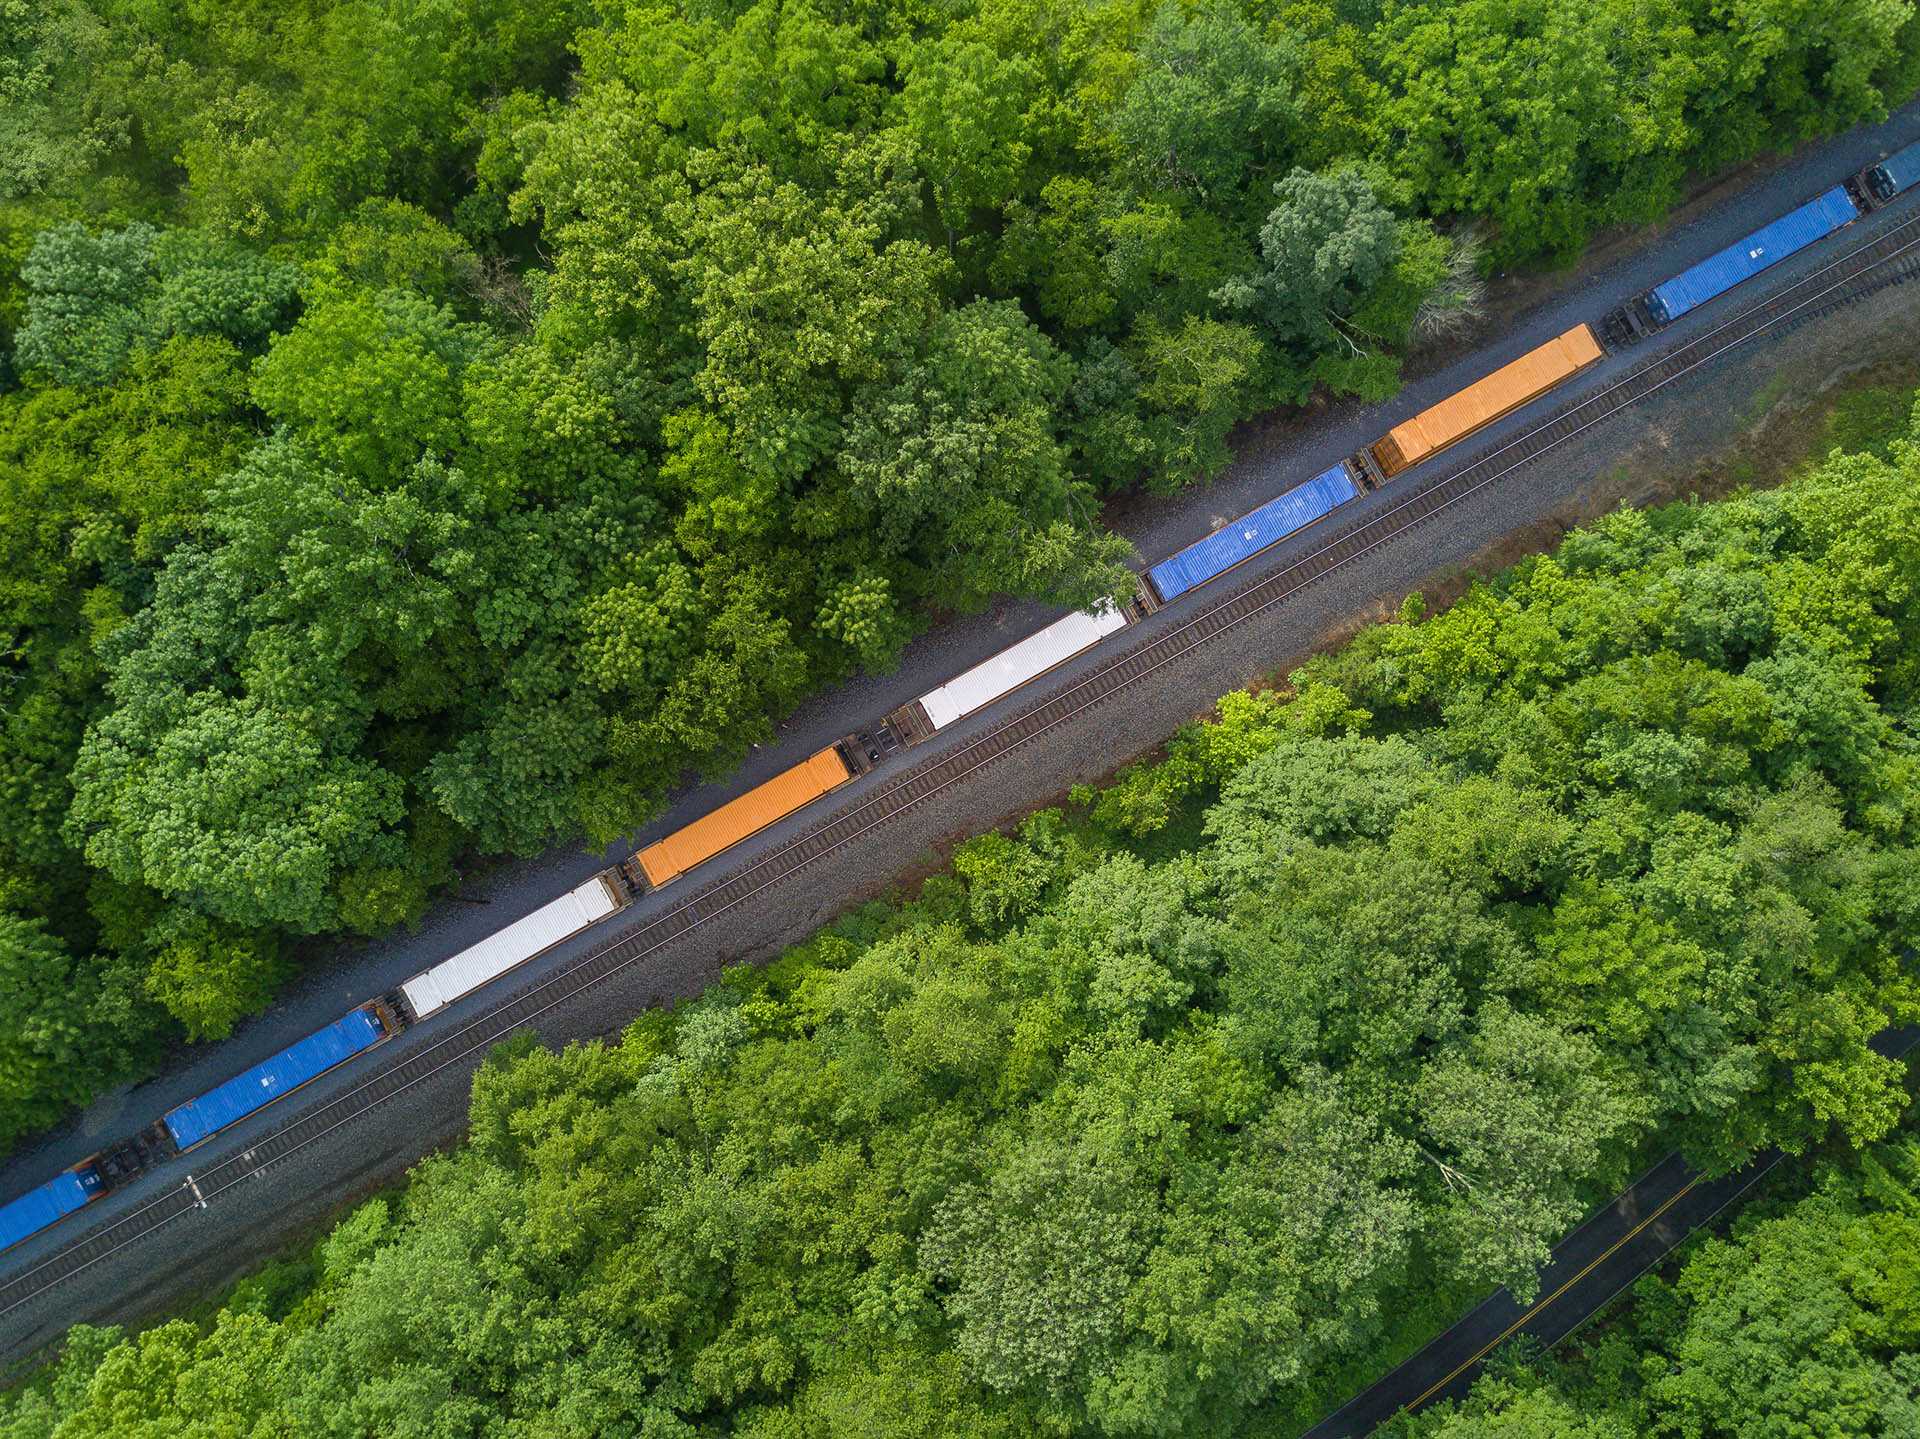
[6,134,1919,1264]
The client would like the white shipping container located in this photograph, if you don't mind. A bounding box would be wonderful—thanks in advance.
[400,873,624,1020]
[917,604,1129,732]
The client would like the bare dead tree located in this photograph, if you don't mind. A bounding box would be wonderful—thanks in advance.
[1412,228,1489,345]
[1418,1145,1478,1194]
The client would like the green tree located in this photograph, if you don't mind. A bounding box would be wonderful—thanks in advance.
[990,178,1122,335]
[670,148,948,483]
[1113,1072,1421,1422]
[1389,1373,1636,1438]
[13,223,159,386]
[0,912,153,1146]
[1111,0,1299,204]
[920,1142,1151,1401]
[14,223,297,386]
[1414,1004,1649,1292]
[1132,314,1268,482]
[207,438,473,666]
[0,0,124,203]
[67,688,405,934]
[303,198,483,307]
[1396,1140,1920,1439]
[1214,166,1404,348]
[140,910,285,1041]
[900,38,1039,234]
[50,1312,291,1437]
[839,300,1134,611]
[249,287,484,481]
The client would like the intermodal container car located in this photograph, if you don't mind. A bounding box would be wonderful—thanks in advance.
[399,871,629,1020]
[888,604,1130,743]
[1864,140,1920,205]
[162,1004,396,1151]
[631,747,854,889]
[1147,462,1360,604]
[1645,187,1859,325]
[0,1164,104,1255]
[1367,325,1603,479]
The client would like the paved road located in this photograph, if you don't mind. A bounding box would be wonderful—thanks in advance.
[1,106,1917,1351]
[1302,1026,1920,1438]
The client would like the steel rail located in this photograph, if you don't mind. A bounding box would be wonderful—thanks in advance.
[4,202,1919,1326]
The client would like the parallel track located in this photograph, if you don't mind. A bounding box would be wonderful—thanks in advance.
[5,202,1920,1326]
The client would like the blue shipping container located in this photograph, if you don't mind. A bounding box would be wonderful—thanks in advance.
[1647,187,1857,324]
[1148,463,1358,603]
[0,1166,102,1254]
[164,1007,384,1151]
[1873,139,1920,200]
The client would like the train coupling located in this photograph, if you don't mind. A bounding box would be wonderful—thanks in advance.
[834,720,905,774]
[1348,448,1387,492]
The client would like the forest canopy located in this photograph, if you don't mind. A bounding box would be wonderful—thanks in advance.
[2,0,1918,1143]
[4,419,1917,1437]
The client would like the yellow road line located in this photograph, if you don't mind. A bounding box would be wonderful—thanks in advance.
[1404,1172,1705,1412]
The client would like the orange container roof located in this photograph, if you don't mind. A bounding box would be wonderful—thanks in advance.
[1376,325,1602,474]
[635,747,851,887]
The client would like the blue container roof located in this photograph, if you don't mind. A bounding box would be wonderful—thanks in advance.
[1875,139,1920,197]
[1149,463,1358,602]
[1648,187,1856,323]
[164,1008,383,1151]
[0,1167,100,1254]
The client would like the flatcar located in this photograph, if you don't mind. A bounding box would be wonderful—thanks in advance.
[627,745,865,889]
[0,1163,107,1257]
[1603,186,1862,344]
[1356,325,1604,481]
[0,1004,402,1254]
[1857,139,1920,210]
[0,1126,158,1257]
[397,870,632,1021]
[886,602,1134,744]
[1134,328,1600,616]
[1145,460,1367,605]
[159,1000,402,1152]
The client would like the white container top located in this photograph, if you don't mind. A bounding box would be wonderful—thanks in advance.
[400,873,622,1020]
[917,603,1128,732]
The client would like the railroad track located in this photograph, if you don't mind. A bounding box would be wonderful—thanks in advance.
[6,200,1920,1330]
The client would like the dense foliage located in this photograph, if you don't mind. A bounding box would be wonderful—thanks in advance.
[1390,1129,1920,1439]
[3,0,1918,1142]
[5,428,1917,1436]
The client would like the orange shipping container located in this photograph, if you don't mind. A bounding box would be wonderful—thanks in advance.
[635,747,852,888]
[1369,325,1603,478]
